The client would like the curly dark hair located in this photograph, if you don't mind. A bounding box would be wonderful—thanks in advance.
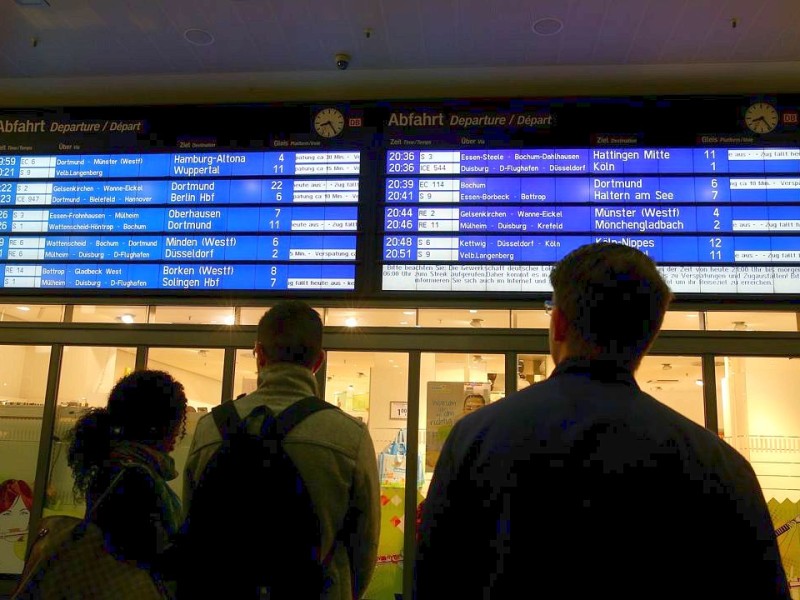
[67,369,188,496]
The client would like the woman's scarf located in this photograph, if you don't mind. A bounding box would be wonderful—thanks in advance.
[106,441,182,534]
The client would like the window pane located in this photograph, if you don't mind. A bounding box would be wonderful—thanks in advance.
[326,308,417,328]
[239,306,324,326]
[706,311,798,332]
[233,348,258,399]
[511,310,549,329]
[147,347,224,505]
[418,309,509,328]
[71,305,148,324]
[660,311,702,331]
[0,305,63,322]
[637,356,704,426]
[325,351,409,600]
[715,356,800,588]
[146,348,223,411]
[420,353,504,488]
[515,354,553,391]
[45,347,136,527]
[0,345,51,575]
[150,306,235,325]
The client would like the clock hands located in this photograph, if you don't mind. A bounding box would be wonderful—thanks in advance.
[316,119,341,135]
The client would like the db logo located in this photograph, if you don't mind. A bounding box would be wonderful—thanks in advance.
[782,111,798,125]
[348,117,363,127]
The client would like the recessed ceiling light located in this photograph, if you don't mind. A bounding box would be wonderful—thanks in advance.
[469,309,478,314]
[119,314,135,324]
[222,315,235,325]
[344,317,358,327]
[16,306,30,312]
[402,311,415,315]
[184,28,215,46]
[532,17,563,36]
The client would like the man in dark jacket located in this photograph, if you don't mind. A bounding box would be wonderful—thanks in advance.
[415,242,790,599]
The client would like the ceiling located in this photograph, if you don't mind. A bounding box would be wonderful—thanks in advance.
[1,0,800,107]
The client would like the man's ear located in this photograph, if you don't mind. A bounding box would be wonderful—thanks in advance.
[311,350,326,374]
[551,306,570,342]
[254,343,267,369]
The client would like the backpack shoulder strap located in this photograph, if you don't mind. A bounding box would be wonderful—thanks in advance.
[211,398,243,440]
[275,396,338,439]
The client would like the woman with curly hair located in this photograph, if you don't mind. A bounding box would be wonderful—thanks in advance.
[67,369,187,575]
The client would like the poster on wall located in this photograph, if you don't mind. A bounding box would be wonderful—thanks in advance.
[425,381,491,471]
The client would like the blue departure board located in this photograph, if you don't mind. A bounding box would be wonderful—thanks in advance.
[0,151,360,291]
[381,148,800,294]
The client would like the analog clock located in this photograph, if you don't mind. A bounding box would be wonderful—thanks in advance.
[313,108,345,138]
[744,102,779,134]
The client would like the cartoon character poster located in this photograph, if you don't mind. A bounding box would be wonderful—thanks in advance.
[769,499,800,597]
[0,479,32,574]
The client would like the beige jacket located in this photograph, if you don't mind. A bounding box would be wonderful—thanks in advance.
[182,363,380,599]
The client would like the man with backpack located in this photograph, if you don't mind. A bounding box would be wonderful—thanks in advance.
[180,300,380,599]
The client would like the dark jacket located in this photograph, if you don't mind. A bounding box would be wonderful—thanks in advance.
[416,358,790,599]
[87,442,181,571]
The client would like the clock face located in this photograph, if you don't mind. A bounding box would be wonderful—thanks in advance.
[313,108,345,138]
[745,102,779,134]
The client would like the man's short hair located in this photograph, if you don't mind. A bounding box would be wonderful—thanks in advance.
[257,300,322,368]
[549,242,672,369]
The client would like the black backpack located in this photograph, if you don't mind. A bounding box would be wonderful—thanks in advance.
[180,396,338,599]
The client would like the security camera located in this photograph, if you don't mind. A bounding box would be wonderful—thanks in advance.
[335,53,351,70]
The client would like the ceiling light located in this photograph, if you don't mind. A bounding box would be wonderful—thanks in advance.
[695,379,704,386]
[184,28,215,46]
[16,306,30,312]
[119,314,135,324]
[399,321,408,325]
[686,313,698,318]
[532,17,563,36]
[402,311,415,315]
[469,310,478,314]
[222,315,235,325]
[344,317,358,327]
[15,0,50,5]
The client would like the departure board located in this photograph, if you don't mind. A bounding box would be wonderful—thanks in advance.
[0,151,360,291]
[381,148,800,293]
